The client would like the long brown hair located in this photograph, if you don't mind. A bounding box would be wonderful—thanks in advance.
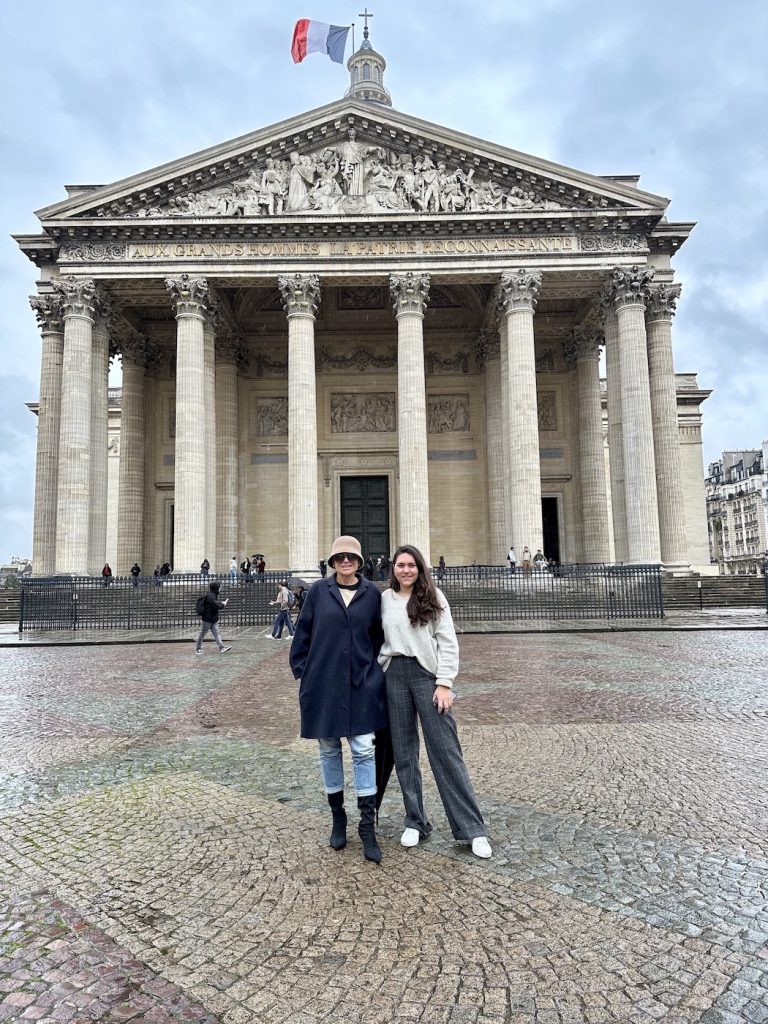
[389,545,443,627]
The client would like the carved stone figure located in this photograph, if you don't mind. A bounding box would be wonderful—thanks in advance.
[427,395,470,433]
[330,393,396,433]
[287,152,316,212]
[135,140,575,219]
[257,397,288,436]
[537,392,557,432]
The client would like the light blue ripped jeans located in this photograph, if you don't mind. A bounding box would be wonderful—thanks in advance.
[317,733,376,797]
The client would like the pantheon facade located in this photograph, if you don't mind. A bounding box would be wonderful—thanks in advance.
[16,40,709,576]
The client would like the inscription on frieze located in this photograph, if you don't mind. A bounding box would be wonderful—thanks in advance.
[330,393,396,433]
[59,235,580,263]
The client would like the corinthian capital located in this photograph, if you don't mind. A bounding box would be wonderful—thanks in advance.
[114,324,150,368]
[93,289,120,335]
[216,331,247,369]
[30,292,64,333]
[476,327,500,367]
[52,277,99,320]
[646,282,682,321]
[390,272,430,317]
[278,273,321,317]
[166,274,210,317]
[608,265,654,310]
[563,324,603,367]
[498,269,542,313]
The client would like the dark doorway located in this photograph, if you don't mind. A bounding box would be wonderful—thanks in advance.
[340,476,390,559]
[541,497,560,563]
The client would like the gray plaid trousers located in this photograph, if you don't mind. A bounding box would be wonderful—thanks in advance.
[385,656,486,841]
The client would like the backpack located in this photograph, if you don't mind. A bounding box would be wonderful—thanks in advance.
[195,594,207,616]
[286,590,296,609]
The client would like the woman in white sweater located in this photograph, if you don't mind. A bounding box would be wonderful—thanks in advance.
[379,545,492,859]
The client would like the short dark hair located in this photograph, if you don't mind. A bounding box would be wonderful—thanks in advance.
[209,581,221,593]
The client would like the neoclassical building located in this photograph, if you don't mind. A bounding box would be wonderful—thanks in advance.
[17,38,710,576]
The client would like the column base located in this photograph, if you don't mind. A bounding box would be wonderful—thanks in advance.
[661,561,694,576]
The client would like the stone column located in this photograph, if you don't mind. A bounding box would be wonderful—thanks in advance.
[494,288,513,543]
[29,293,64,576]
[142,349,161,571]
[390,272,431,563]
[499,269,543,554]
[116,331,148,574]
[564,325,611,563]
[53,278,97,575]
[166,274,210,572]
[478,327,505,561]
[647,283,689,568]
[278,273,321,574]
[215,333,243,572]
[87,295,113,575]
[600,295,628,562]
[203,296,218,568]
[610,265,661,563]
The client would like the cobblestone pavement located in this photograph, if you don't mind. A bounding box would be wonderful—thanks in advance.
[1,632,767,1023]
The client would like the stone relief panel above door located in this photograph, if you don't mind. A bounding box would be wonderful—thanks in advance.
[330,393,396,433]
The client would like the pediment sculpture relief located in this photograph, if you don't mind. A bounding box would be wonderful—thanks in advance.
[132,130,568,219]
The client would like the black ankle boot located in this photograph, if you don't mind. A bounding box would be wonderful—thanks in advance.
[327,790,347,850]
[357,795,382,863]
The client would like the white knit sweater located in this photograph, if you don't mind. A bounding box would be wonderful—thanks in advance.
[378,588,459,688]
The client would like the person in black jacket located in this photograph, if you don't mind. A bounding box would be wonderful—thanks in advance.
[195,581,231,655]
[130,563,141,587]
[290,535,387,863]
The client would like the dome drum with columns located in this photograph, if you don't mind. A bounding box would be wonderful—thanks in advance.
[17,33,711,576]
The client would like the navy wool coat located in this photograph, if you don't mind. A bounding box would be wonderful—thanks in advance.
[290,575,387,739]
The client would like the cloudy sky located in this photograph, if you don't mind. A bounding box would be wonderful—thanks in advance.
[1,0,766,562]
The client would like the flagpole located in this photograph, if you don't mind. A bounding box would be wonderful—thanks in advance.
[351,23,355,55]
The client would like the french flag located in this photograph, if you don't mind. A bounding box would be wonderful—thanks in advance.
[291,19,351,64]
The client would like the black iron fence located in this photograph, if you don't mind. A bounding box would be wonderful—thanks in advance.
[19,563,664,630]
[435,563,664,621]
[19,572,287,632]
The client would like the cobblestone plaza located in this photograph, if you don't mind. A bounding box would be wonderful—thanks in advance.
[1,631,767,1023]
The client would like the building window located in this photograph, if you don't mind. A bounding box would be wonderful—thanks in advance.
[363,62,371,80]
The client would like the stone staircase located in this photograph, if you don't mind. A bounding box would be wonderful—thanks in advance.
[0,589,20,624]
[662,574,767,611]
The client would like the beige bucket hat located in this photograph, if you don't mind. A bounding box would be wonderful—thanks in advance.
[328,535,364,568]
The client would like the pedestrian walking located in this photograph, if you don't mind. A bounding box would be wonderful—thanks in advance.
[256,556,266,582]
[506,545,517,574]
[101,563,112,587]
[228,557,237,582]
[521,546,532,574]
[200,558,210,577]
[290,535,387,863]
[437,555,446,583]
[130,563,141,587]
[194,581,231,655]
[379,544,492,859]
[240,557,251,581]
[268,582,296,639]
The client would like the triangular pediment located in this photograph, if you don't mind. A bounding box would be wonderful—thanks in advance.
[36,98,669,225]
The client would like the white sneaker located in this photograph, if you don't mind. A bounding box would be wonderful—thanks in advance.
[219,646,232,654]
[401,828,420,848]
[471,836,492,859]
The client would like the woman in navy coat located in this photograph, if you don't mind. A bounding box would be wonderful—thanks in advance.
[290,535,387,862]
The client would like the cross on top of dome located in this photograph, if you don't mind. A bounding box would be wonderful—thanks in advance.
[346,9,392,106]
